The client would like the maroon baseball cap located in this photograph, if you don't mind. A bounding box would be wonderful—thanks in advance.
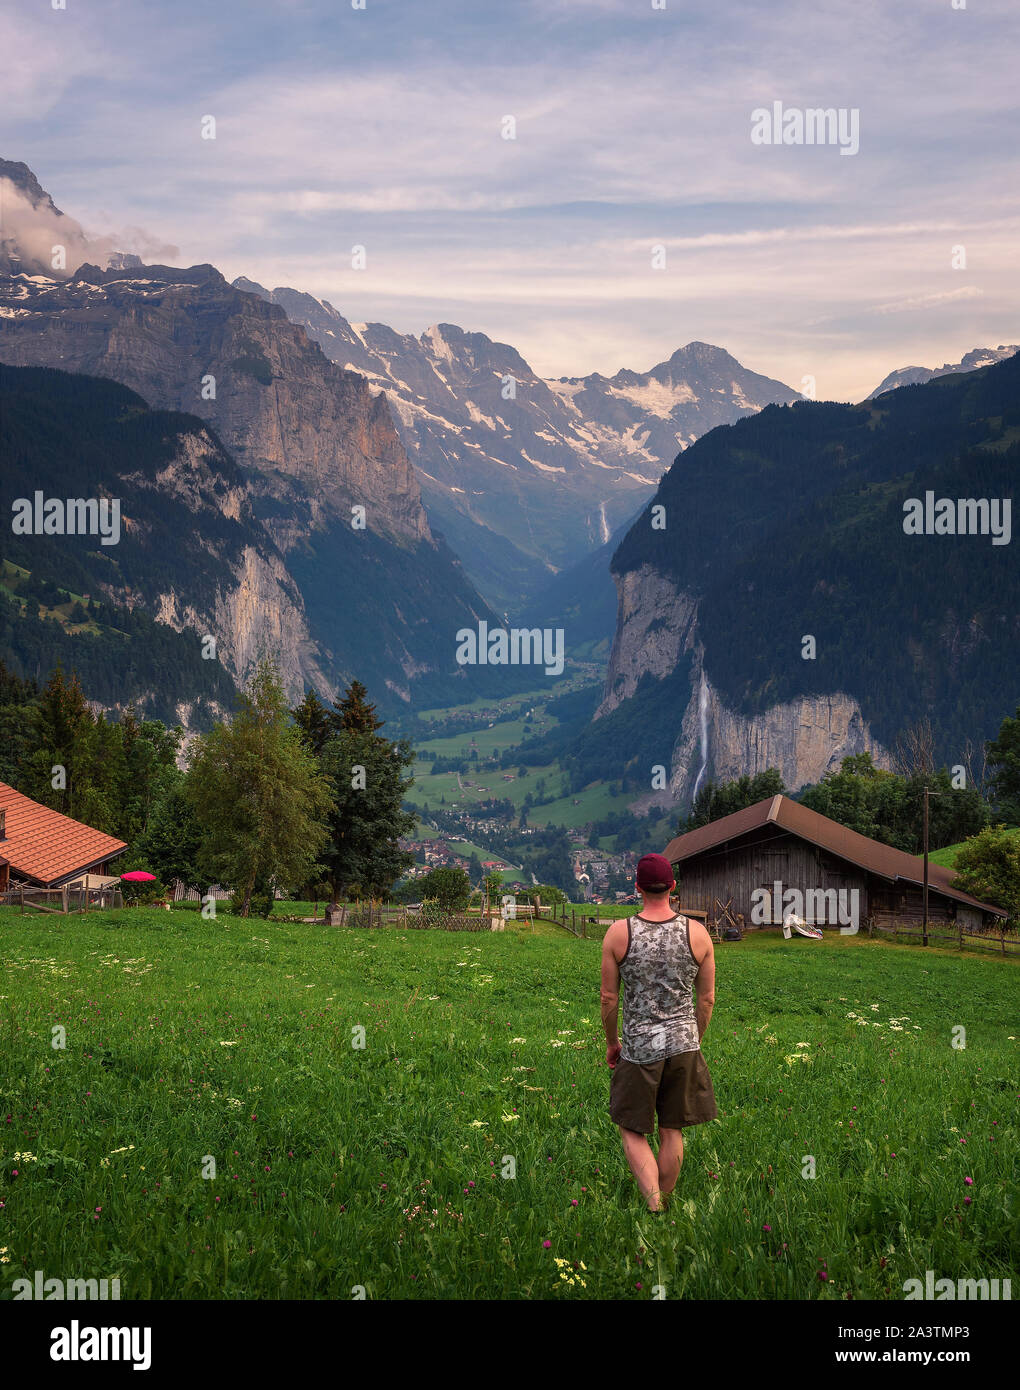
[636,853,675,889]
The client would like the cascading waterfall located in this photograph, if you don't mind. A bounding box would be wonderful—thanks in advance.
[691,670,710,801]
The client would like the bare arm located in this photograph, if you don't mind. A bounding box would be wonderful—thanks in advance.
[600,919,626,1063]
[688,918,716,1042]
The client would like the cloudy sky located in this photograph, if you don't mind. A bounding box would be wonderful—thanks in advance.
[4,0,1018,399]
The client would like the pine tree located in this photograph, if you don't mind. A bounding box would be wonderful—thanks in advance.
[318,683,416,901]
[329,679,383,735]
[25,665,96,818]
[292,688,332,757]
[987,707,1020,825]
[135,767,205,891]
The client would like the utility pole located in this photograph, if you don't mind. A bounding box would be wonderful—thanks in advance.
[922,785,929,948]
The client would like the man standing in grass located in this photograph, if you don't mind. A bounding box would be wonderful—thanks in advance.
[601,853,717,1212]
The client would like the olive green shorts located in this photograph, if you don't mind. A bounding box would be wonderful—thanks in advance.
[609,1048,718,1134]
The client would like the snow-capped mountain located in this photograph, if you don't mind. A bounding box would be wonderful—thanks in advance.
[868,345,1019,398]
[233,279,801,607]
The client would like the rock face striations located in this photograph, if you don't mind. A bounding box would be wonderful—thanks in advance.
[593,353,1020,803]
[0,362,319,723]
[0,261,427,547]
[0,239,497,710]
[234,278,801,607]
[598,563,886,802]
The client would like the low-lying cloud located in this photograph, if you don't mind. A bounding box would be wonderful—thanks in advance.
[0,179,179,276]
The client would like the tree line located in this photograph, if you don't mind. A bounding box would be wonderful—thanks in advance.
[0,654,417,917]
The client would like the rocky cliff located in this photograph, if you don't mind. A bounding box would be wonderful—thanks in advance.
[0,363,323,718]
[0,252,498,709]
[598,562,887,801]
[0,262,427,548]
[598,353,1020,803]
[234,278,801,608]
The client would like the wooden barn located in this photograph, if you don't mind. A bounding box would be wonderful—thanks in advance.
[662,794,1006,935]
[0,782,127,893]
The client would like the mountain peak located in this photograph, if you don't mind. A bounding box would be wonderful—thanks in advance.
[0,158,63,217]
[233,275,270,298]
[868,344,1020,399]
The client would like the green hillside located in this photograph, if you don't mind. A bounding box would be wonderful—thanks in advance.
[929,826,1020,869]
[612,353,1020,765]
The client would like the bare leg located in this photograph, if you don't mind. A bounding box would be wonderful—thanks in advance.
[619,1126,663,1210]
[656,1126,684,1199]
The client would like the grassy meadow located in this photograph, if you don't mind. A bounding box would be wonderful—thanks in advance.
[1,906,1017,1301]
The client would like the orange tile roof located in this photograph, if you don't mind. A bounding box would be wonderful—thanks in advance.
[663,794,1006,917]
[0,782,127,887]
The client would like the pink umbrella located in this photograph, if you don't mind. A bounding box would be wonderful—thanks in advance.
[120,871,156,882]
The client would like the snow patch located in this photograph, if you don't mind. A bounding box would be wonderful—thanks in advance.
[519,450,566,473]
[608,379,697,417]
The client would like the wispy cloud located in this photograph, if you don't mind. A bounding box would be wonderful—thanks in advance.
[873,286,984,316]
[2,0,1018,401]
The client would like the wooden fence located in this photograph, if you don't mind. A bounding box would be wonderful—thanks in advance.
[1,884,124,914]
[869,917,1019,956]
[335,903,490,931]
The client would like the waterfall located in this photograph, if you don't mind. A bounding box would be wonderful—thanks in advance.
[598,501,610,545]
[691,670,709,802]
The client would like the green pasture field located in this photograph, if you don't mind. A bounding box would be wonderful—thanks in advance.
[412,687,562,724]
[408,759,639,829]
[406,684,639,829]
[1,908,1016,1300]
[411,709,556,761]
[408,759,559,812]
[929,827,1020,869]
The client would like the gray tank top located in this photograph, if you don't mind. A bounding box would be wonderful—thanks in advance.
[619,913,701,1064]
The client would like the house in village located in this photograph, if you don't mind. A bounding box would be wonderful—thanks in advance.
[0,782,127,895]
[662,794,1006,933]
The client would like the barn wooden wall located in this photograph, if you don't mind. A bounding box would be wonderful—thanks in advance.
[672,824,984,931]
[674,825,869,928]
[869,884,955,930]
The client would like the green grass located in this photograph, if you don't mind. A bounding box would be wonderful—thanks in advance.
[412,711,556,760]
[413,687,562,723]
[409,757,639,829]
[406,685,640,829]
[1,908,1016,1300]
[929,826,1020,869]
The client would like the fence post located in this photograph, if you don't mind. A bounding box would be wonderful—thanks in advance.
[61,885,69,915]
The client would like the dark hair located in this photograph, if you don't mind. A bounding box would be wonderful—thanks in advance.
[641,880,672,894]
